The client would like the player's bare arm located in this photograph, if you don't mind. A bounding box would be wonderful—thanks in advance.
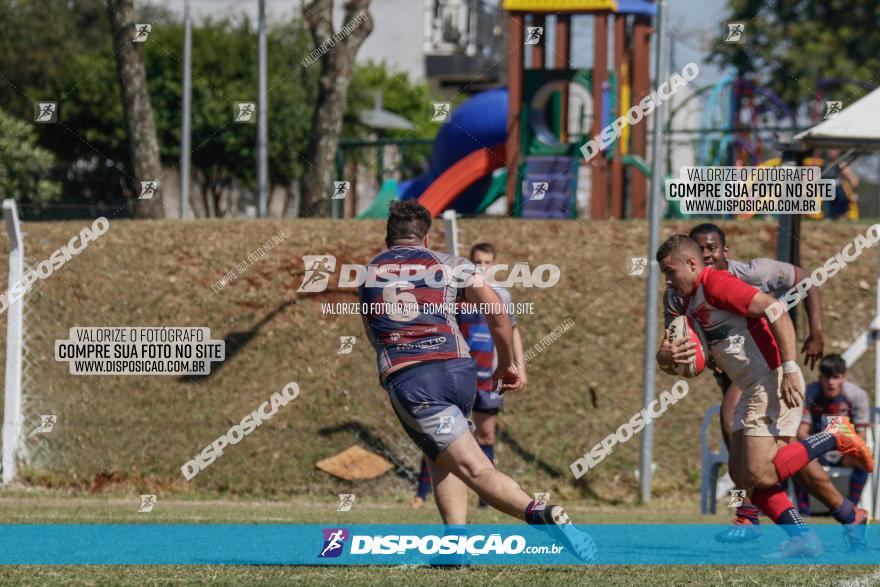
[747,291,803,408]
[463,279,520,392]
[512,325,527,389]
[793,265,824,369]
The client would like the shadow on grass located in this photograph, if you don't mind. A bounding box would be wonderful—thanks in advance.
[179,299,297,384]
[497,428,600,501]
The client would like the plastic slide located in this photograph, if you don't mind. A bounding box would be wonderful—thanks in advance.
[417,145,506,216]
[398,88,509,215]
[356,179,398,219]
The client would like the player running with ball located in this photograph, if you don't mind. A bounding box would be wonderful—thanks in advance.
[360,201,594,561]
[667,224,867,550]
[655,235,873,557]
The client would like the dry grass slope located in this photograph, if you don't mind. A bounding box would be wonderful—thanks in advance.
[0,218,875,504]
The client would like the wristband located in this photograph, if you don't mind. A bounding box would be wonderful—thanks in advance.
[781,361,800,374]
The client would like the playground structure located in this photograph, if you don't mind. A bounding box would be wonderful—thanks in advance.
[349,0,659,219]
[503,0,656,219]
[344,3,876,223]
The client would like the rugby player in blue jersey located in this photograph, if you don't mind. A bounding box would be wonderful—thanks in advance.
[360,201,593,561]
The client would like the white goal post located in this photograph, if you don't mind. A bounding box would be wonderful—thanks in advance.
[1,199,23,484]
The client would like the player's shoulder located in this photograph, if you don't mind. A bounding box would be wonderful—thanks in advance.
[728,257,794,286]
[491,284,513,303]
[700,265,743,288]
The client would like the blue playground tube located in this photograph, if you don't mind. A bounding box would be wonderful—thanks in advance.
[400,88,509,213]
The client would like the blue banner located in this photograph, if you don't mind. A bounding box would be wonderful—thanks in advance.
[0,524,877,565]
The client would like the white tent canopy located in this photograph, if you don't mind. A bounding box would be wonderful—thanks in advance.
[795,86,880,149]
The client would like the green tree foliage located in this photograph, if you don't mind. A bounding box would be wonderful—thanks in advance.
[347,61,439,176]
[0,109,61,209]
[1,2,438,214]
[710,0,880,107]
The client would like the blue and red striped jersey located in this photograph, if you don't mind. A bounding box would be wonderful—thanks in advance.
[359,245,475,376]
[457,286,516,390]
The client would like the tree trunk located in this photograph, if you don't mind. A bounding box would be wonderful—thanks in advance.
[300,0,373,217]
[107,0,164,218]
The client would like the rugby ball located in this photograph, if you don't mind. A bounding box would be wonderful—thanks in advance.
[666,315,709,378]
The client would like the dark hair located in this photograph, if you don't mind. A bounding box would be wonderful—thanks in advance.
[689,223,726,247]
[819,354,847,377]
[470,242,496,259]
[386,201,431,245]
[656,234,702,264]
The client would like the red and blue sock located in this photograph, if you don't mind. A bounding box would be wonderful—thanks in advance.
[751,485,810,537]
[736,503,760,524]
[524,499,548,525]
[773,432,837,481]
[832,498,857,525]
[416,457,432,499]
[794,481,811,515]
[848,468,868,505]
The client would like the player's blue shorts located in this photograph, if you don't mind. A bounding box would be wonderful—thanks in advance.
[473,387,503,414]
[382,358,476,460]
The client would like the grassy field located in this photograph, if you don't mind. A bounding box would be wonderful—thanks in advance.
[1,217,879,583]
[0,492,877,586]
[1,217,877,502]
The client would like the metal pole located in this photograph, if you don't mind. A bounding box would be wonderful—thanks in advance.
[639,0,669,503]
[2,200,23,484]
[180,0,192,219]
[257,0,268,218]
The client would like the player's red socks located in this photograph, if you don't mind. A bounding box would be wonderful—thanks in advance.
[751,486,809,537]
[772,432,837,481]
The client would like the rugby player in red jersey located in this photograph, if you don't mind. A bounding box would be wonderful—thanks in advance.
[663,225,866,549]
[360,201,593,560]
[655,235,873,557]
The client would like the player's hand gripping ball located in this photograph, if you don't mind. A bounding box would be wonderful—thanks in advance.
[667,315,709,378]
